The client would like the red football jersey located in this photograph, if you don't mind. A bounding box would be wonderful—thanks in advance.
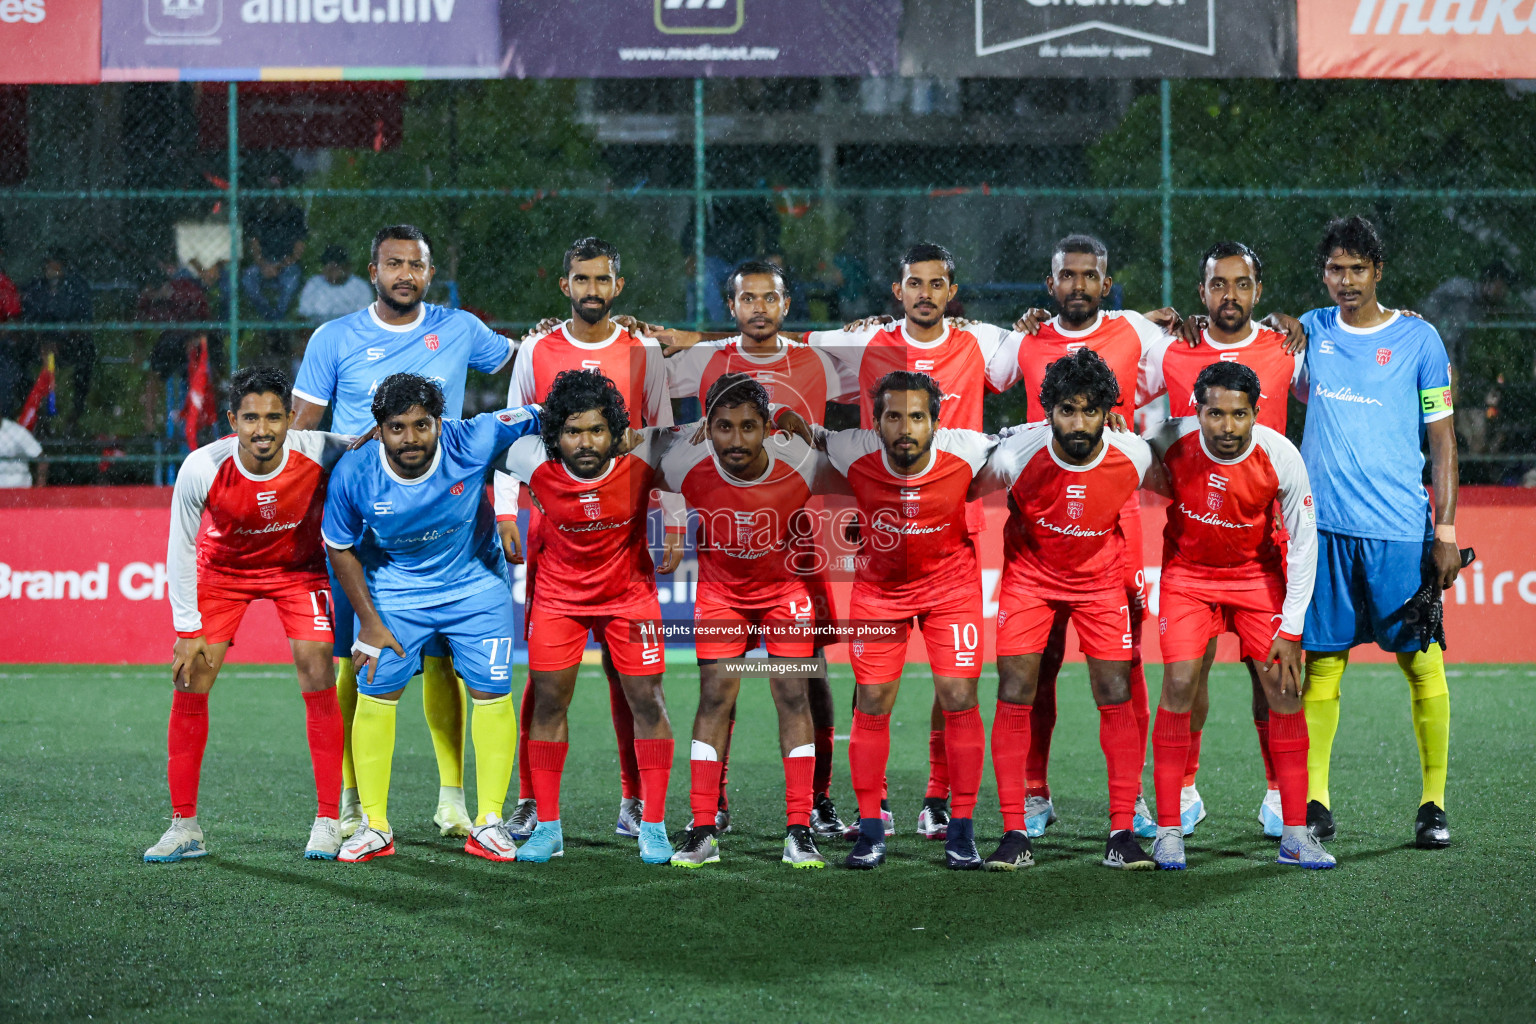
[1142,324,1299,432]
[1151,419,1317,637]
[669,335,839,426]
[986,310,1166,423]
[977,423,1152,599]
[167,430,350,635]
[825,427,994,593]
[503,429,670,615]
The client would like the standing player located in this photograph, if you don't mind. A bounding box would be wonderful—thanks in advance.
[1145,361,1331,870]
[503,369,677,866]
[493,237,684,844]
[322,374,541,863]
[1295,216,1462,849]
[292,224,516,839]
[667,260,848,839]
[661,373,848,869]
[826,371,995,870]
[974,349,1155,871]
[145,367,351,863]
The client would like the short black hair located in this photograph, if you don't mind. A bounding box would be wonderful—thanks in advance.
[541,368,630,462]
[899,242,955,281]
[871,370,943,423]
[371,372,445,424]
[724,259,787,301]
[1193,360,1261,410]
[1052,234,1109,270]
[564,236,622,277]
[371,224,432,265]
[1200,240,1263,284]
[1317,215,1385,271]
[704,371,772,426]
[1039,348,1121,415]
[227,365,292,414]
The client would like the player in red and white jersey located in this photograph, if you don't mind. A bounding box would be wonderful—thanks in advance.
[667,260,850,838]
[145,367,351,865]
[500,368,678,866]
[824,370,996,871]
[1143,360,1330,870]
[970,349,1156,870]
[658,373,854,869]
[493,237,684,843]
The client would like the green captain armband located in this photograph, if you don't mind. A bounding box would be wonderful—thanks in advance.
[1420,386,1453,418]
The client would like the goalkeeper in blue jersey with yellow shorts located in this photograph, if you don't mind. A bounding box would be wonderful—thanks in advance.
[1294,216,1463,850]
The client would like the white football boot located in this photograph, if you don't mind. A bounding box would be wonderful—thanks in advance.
[144,815,207,863]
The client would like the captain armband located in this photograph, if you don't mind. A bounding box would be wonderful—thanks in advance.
[1420,386,1453,418]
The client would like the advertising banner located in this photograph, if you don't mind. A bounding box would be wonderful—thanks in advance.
[100,0,500,81]
[5,487,1534,667]
[1,0,100,83]
[501,0,900,78]
[1299,0,1536,79]
[899,0,1295,78]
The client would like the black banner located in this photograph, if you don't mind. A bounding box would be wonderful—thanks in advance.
[900,0,1296,78]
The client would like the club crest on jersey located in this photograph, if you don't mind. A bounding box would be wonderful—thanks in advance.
[1066,483,1086,520]
[450,481,465,496]
[1206,490,1224,511]
[899,487,921,518]
[579,491,602,520]
[1376,348,1392,366]
[256,490,278,520]
[424,334,440,351]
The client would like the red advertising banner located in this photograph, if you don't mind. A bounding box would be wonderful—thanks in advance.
[1299,0,1536,79]
[3,487,1534,666]
[0,0,100,84]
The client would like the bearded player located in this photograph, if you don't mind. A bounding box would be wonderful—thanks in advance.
[973,349,1155,871]
[493,237,684,844]
[667,260,849,839]
[502,369,678,865]
[146,367,352,863]
[292,224,516,839]
[1145,361,1331,870]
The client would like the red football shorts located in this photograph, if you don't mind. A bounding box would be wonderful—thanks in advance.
[197,573,333,645]
[1157,578,1286,664]
[997,587,1132,662]
[693,582,815,660]
[800,564,840,649]
[847,579,983,684]
[1119,498,1147,617]
[526,597,665,676]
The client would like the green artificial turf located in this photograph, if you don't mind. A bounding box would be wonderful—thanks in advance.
[2,662,1533,1022]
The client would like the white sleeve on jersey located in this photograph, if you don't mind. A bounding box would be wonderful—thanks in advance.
[983,329,1026,392]
[166,442,224,635]
[969,422,1048,499]
[656,422,711,494]
[629,422,687,531]
[666,340,717,400]
[1106,427,1155,485]
[494,336,544,520]
[287,429,356,472]
[499,434,548,484]
[934,427,997,474]
[1256,426,1318,638]
[823,427,882,476]
[1138,332,1175,405]
[639,337,675,430]
[804,324,879,401]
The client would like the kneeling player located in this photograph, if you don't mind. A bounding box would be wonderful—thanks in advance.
[1147,362,1331,869]
[502,369,677,865]
[146,367,352,863]
[322,373,541,863]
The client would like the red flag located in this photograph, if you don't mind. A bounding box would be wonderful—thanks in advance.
[183,335,216,450]
[16,353,54,431]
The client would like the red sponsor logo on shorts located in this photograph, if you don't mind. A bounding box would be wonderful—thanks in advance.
[424,334,440,351]
[1158,616,1167,635]
[1376,347,1391,366]
[450,481,465,495]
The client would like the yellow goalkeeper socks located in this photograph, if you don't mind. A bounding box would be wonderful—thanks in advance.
[1398,645,1450,808]
[421,655,466,790]
[470,694,517,826]
[352,694,398,833]
[336,658,359,791]
[1303,652,1348,809]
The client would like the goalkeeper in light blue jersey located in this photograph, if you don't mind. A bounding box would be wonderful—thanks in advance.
[1293,216,1462,851]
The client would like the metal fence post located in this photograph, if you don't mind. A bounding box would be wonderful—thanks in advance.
[1160,78,1172,310]
[693,77,706,330]
[226,81,240,375]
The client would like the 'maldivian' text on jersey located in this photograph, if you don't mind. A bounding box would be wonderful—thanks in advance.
[975,423,1152,598]
[1153,419,1317,637]
[1295,308,1453,542]
[1142,324,1299,432]
[168,430,351,635]
[293,303,514,435]
[668,336,839,426]
[825,428,994,592]
[321,409,540,612]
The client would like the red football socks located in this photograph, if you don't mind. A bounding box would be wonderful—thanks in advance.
[516,679,536,800]
[690,757,720,829]
[924,728,949,799]
[609,676,641,800]
[1267,710,1310,826]
[784,755,815,827]
[1183,729,1203,789]
[528,739,568,822]
[1027,613,1068,796]
[1152,708,1192,828]
[1099,700,1141,832]
[1128,646,1151,769]
[849,710,891,820]
[633,737,673,823]
[716,709,735,810]
[302,688,343,819]
[812,725,834,794]
[991,700,1033,832]
[1255,718,1278,789]
[941,707,984,819]
[166,690,209,818]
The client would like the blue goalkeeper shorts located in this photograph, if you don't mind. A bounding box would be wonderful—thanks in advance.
[1304,530,1431,654]
[328,557,448,663]
[354,581,515,696]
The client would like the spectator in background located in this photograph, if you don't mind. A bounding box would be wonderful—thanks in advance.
[139,254,211,432]
[0,237,22,417]
[683,197,780,324]
[241,180,308,322]
[298,244,372,321]
[21,252,94,430]
[0,408,44,487]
